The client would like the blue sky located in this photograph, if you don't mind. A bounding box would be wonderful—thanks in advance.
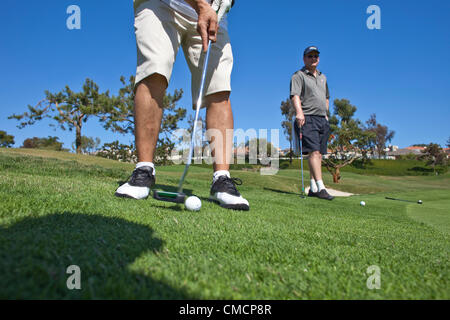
[1,0,449,151]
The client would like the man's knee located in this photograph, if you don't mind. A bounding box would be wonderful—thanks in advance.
[309,150,321,158]
[205,91,230,105]
[136,73,168,98]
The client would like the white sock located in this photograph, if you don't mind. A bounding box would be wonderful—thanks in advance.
[310,179,318,193]
[316,180,325,191]
[136,162,155,175]
[213,170,230,183]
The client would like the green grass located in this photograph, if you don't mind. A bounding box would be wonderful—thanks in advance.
[407,197,450,235]
[279,158,448,176]
[0,148,449,299]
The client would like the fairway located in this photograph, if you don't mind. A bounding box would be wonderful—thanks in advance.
[0,149,449,299]
[407,198,450,235]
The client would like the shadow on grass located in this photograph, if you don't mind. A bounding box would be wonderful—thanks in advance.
[153,184,194,196]
[151,203,185,211]
[0,213,194,299]
[263,187,300,196]
[408,167,434,173]
[149,188,214,210]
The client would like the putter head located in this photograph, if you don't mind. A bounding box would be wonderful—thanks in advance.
[300,188,306,198]
[153,190,186,204]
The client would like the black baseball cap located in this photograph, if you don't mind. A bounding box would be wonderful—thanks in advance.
[303,46,320,56]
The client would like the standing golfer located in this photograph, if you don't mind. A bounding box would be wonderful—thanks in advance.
[115,0,249,210]
[290,46,334,200]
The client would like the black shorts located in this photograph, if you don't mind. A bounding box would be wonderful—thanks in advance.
[294,115,331,155]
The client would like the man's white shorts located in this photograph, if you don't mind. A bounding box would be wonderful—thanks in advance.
[134,0,233,107]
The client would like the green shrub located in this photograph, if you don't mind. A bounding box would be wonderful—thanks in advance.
[343,159,446,176]
[96,141,137,163]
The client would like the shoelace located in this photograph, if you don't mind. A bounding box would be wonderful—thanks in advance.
[220,176,243,193]
[128,167,152,186]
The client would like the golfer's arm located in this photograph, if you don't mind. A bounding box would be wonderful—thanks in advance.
[326,99,329,117]
[291,95,304,117]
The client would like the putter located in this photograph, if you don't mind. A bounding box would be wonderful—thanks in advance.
[153,40,213,204]
[299,124,306,198]
[385,197,423,204]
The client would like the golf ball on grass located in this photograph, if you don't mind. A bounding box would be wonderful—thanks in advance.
[185,196,201,211]
[360,201,366,206]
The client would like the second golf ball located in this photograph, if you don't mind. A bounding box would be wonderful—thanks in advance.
[185,196,201,211]
[360,201,366,206]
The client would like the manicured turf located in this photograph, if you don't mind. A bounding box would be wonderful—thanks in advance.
[279,158,448,176]
[0,149,448,299]
[407,197,450,235]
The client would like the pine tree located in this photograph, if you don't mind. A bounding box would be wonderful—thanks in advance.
[9,78,111,154]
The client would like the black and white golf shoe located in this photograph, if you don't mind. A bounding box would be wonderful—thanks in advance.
[316,189,334,200]
[209,176,250,211]
[115,166,155,200]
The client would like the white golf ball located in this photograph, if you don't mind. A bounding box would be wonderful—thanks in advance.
[360,201,366,206]
[185,196,201,211]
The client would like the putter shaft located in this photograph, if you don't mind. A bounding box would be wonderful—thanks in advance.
[299,124,305,197]
[385,197,422,204]
[177,40,212,194]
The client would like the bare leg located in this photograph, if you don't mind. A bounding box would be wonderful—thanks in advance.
[308,151,323,181]
[205,91,233,172]
[134,74,168,162]
[205,91,249,209]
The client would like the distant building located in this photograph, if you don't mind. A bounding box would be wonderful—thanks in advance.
[232,145,249,156]
[385,145,399,152]
[404,146,426,152]
[280,148,291,156]
[387,146,424,159]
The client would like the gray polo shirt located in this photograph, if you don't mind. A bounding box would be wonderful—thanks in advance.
[290,67,330,116]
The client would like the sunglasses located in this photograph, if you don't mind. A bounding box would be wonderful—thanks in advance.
[307,55,319,58]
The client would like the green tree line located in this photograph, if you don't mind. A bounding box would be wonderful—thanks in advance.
[280,98,448,183]
[8,76,186,164]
